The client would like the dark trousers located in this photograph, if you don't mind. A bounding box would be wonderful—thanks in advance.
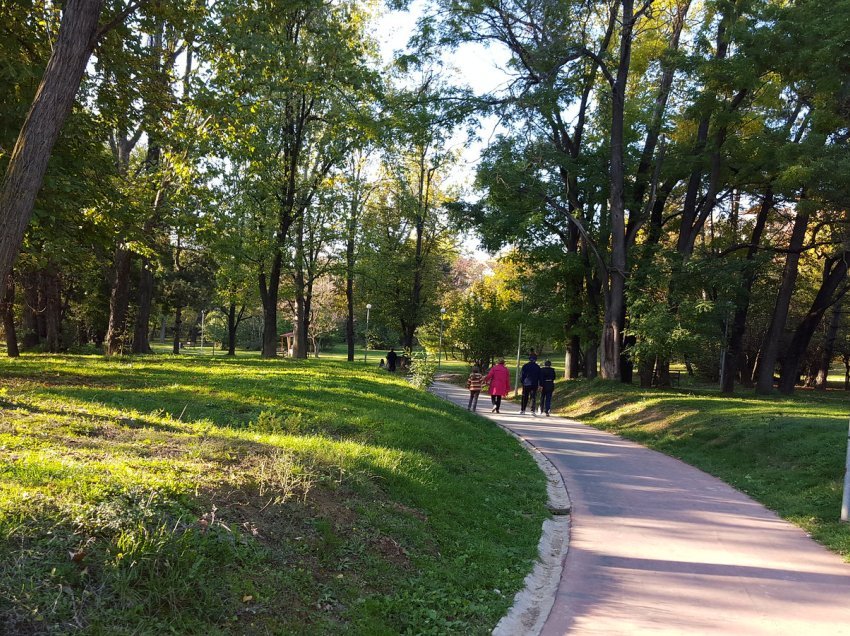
[541,389,553,413]
[490,394,502,411]
[521,386,538,412]
[468,390,480,411]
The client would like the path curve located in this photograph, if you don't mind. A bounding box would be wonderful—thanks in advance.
[431,380,850,635]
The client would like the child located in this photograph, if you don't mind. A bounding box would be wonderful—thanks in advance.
[379,358,386,369]
[466,365,484,412]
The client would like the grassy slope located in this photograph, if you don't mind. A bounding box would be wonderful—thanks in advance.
[0,354,547,635]
[551,379,850,557]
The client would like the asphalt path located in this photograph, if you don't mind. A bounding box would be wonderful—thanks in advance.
[432,380,850,635]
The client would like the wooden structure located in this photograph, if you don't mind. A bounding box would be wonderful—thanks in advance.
[278,331,295,356]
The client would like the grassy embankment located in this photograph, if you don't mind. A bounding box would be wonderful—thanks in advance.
[551,378,850,557]
[0,353,547,634]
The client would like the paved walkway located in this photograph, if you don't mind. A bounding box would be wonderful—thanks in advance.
[432,381,850,635]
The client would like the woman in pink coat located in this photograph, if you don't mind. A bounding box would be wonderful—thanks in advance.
[483,358,511,413]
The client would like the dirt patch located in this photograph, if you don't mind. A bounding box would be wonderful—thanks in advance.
[390,501,428,522]
[370,534,411,568]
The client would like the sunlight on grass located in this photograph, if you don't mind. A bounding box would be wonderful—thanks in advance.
[0,353,547,634]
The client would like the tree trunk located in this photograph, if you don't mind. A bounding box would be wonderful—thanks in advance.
[42,269,61,352]
[132,262,154,353]
[585,340,598,379]
[2,274,19,357]
[293,215,309,359]
[105,246,132,355]
[565,334,580,379]
[656,358,671,388]
[639,358,654,388]
[259,251,282,358]
[172,305,182,354]
[22,272,40,350]
[814,300,842,390]
[600,0,634,381]
[721,189,773,393]
[226,303,244,356]
[755,204,811,393]
[844,354,850,391]
[0,0,104,287]
[778,251,849,394]
[346,234,355,361]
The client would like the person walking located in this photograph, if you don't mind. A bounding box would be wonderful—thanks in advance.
[386,348,398,372]
[539,359,556,416]
[520,354,541,415]
[483,358,510,413]
[466,365,484,411]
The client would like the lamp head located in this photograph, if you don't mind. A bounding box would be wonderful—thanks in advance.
[366,303,372,310]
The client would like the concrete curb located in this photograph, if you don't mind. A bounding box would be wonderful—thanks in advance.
[429,381,571,636]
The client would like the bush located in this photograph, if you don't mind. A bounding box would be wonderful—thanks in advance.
[408,352,437,390]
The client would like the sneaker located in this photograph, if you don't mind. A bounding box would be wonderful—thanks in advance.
[520,410,525,415]
[491,406,497,413]
[546,411,551,416]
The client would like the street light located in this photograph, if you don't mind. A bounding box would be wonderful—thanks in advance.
[438,307,446,369]
[842,415,850,522]
[514,286,525,395]
[364,303,372,363]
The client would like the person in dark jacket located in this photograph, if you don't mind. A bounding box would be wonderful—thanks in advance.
[539,359,556,416]
[386,348,398,372]
[520,354,541,415]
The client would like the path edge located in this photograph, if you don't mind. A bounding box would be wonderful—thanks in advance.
[490,416,571,636]
[428,381,571,636]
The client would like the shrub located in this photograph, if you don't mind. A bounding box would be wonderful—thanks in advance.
[408,352,437,390]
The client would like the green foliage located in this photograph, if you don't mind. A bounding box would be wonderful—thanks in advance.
[408,351,437,389]
[443,277,515,366]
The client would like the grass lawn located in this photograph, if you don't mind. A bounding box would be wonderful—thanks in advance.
[0,352,548,634]
[551,378,850,558]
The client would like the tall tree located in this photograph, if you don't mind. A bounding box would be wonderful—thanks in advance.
[206,0,376,358]
[0,0,146,291]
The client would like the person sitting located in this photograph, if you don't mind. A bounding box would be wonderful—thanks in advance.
[379,358,386,369]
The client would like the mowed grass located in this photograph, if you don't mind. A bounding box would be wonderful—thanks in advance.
[0,353,547,635]
[552,379,850,557]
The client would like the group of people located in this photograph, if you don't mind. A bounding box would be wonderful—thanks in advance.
[378,348,400,372]
[465,353,556,416]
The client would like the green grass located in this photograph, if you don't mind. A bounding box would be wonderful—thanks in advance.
[552,378,850,558]
[0,353,548,634]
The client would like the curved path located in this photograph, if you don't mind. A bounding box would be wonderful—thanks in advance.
[431,381,850,635]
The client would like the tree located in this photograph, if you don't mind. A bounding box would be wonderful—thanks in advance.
[0,0,147,292]
[205,0,377,358]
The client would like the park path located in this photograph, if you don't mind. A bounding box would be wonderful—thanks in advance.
[431,380,850,635]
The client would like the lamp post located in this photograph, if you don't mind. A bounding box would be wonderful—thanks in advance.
[438,307,446,369]
[364,303,372,363]
[514,286,525,395]
[201,310,205,355]
[842,414,850,522]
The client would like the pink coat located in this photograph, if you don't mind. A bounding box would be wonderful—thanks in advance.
[484,363,511,397]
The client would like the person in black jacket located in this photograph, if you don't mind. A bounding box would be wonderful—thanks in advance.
[520,354,541,415]
[386,348,398,372]
[539,359,556,416]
